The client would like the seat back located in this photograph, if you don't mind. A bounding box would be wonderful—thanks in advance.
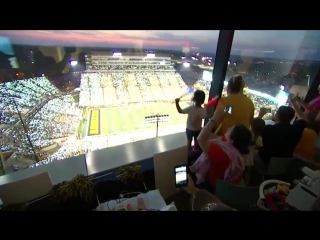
[215,179,259,206]
[266,157,295,176]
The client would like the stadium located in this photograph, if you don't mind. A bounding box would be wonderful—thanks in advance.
[79,51,190,138]
[0,51,280,171]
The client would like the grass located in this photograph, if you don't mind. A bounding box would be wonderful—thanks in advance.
[85,102,189,136]
[77,120,87,138]
[72,93,79,103]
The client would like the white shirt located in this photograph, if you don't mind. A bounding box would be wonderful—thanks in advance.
[182,105,207,131]
[246,136,263,166]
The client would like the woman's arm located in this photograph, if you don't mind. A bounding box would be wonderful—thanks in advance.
[290,96,310,123]
[296,98,313,112]
[197,106,226,154]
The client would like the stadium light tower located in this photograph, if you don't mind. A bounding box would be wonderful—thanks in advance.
[5,77,39,163]
[144,114,169,137]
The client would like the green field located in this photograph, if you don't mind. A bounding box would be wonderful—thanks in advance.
[85,102,189,136]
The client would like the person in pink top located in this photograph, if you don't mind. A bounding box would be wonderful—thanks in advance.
[297,85,320,113]
[296,85,320,134]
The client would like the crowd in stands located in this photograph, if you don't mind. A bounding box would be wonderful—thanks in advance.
[0,78,82,162]
[88,65,173,71]
[0,78,60,125]
[79,72,187,107]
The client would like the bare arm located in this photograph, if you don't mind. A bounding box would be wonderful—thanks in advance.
[197,106,226,154]
[297,98,313,112]
[290,96,310,123]
[175,98,183,114]
[257,108,268,119]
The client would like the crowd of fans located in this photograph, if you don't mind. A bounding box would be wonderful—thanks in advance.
[79,72,187,107]
[88,64,173,71]
[0,78,60,125]
[0,78,82,163]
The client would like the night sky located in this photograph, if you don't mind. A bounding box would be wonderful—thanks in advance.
[1,30,320,60]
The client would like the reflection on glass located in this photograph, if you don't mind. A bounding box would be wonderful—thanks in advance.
[0,30,219,173]
[227,30,320,117]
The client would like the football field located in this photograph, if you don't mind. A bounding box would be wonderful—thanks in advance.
[86,102,189,136]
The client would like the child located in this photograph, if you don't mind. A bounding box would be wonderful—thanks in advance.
[245,117,265,186]
[175,90,207,155]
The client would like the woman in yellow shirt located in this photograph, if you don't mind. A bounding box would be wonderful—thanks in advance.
[216,75,254,136]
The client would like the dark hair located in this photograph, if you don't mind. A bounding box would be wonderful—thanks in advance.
[227,75,244,94]
[277,106,295,123]
[251,118,265,145]
[192,90,205,104]
[229,124,252,155]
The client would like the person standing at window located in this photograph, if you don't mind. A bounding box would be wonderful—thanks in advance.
[216,75,254,136]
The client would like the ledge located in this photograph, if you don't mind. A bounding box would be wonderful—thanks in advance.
[0,132,186,187]
[85,132,186,175]
[0,155,87,186]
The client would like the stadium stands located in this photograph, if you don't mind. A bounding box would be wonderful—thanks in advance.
[0,77,82,169]
[79,72,188,107]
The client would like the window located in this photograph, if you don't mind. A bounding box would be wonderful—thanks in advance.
[0,30,219,173]
[227,30,320,117]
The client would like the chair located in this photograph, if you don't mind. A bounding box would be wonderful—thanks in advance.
[215,179,260,206]
[255,157,295,180]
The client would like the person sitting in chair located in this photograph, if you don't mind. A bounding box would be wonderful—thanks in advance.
[191,107,252,193]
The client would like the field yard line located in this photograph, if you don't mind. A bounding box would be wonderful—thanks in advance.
[100,109,108,135]
[85,109,91,137]
[118,108,127,132]
[106,108,114,134]
[113,108,122,133]
[127,106,139,131]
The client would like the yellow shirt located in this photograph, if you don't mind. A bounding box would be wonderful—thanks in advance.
[217,94,254,136]
[294,128,317,161]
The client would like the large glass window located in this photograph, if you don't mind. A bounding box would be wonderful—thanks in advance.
[227,30,320,117]
[0,30,219,174]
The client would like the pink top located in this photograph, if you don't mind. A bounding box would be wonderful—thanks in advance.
[309,95,320,112]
